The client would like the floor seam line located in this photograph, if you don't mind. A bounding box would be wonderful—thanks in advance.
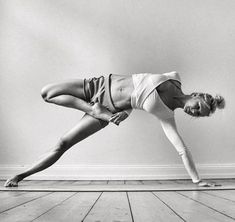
[177,191,235,221]
[0,192,53,214]
[202,191,235,203]
[126,192,135,222]
[151,191,187,222]
[81,192,103,222]
[30,192,77,222]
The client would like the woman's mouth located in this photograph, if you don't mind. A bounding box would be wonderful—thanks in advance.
[184,107,194,116]
[184,106,190,113]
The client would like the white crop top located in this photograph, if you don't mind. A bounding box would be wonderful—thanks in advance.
[130,71,181,120]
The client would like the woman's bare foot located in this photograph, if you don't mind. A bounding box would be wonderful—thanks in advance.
[4,175,22,187]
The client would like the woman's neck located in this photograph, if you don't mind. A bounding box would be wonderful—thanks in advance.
[173,93,191,109]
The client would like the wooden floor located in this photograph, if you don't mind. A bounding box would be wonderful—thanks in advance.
[0,179,235,221]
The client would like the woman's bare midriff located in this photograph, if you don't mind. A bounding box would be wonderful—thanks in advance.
[110,74,134,110]
[109,74,182,111]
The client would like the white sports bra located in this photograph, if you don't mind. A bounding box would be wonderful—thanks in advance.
[131,71,181,119]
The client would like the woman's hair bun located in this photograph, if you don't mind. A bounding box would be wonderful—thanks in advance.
[214,95,225,109]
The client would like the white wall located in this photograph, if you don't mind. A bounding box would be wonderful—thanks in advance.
[0,0,234,180]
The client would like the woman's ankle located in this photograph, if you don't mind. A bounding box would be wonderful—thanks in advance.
[16,174,25,182]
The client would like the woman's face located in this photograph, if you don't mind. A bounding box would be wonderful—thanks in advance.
[184,95,210,117]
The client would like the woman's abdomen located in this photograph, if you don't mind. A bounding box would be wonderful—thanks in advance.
[110,74,134,110]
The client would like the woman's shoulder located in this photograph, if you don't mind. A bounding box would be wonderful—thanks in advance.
[163,71,180,80]
[136,71,181,81]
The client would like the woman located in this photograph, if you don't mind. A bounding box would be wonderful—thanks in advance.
[4,71,225,187]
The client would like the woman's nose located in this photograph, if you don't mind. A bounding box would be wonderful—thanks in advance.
[194,104,200,110]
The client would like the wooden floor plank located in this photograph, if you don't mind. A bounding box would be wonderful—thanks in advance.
[21,180,56,186]
[53,181,76,186]
[90,180,108,185]
[141,180,162,185]
[0,191,27,200]
[157,180,180,185]
[125,180,143,185]
[34,192,101,222]
[203,190,235,202]
[107,180,125,185]
[0,180,5,186]
[11,180,39,187]
[128,192,183,221]
[0,192,75,222]
[35,180,59,186]
[154,191,235,222]
[178,191,235,219]
[73,180,91,185]
[83,192,132,222]
[0,192,50,213]
[174,179,191,184]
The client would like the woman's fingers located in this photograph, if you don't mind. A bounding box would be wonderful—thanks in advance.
[109,113,120,121]
[197,181,219,187]
[109,111,128,125]
[109,115,117,121]
[110,116,121,125]
[112,118,120,125]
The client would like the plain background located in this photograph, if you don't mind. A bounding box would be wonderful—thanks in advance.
[0,0,234,179]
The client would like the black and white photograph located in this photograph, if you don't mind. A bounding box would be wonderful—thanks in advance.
[0,0,234,221]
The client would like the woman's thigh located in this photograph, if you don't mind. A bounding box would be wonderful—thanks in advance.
[57,113,108,152]
[42,79,86,100]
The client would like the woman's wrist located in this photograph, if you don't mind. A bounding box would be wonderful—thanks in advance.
[90,102,113,122]
[193,179,202,184]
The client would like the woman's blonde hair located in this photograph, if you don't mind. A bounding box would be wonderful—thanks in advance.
[191,92,225,114]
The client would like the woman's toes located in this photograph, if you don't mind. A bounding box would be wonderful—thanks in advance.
[4,178,19,187]
[4,179,11,187]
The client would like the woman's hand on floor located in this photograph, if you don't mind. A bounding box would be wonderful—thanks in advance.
[196,180,220,187]
[109,111,129,126]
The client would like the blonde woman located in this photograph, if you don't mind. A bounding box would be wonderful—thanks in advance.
[4,71,225,187]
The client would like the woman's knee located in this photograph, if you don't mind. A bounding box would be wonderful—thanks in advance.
[41,83,59,102]
[41,85,51,101]
[41,80,86,102]
[55,137,73,153]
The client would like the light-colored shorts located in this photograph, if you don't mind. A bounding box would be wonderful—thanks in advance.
[83,74,121,128]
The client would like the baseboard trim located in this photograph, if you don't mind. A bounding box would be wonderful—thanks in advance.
[0,163,235,180]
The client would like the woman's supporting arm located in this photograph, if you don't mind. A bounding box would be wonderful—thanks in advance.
[159,117,201,183]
